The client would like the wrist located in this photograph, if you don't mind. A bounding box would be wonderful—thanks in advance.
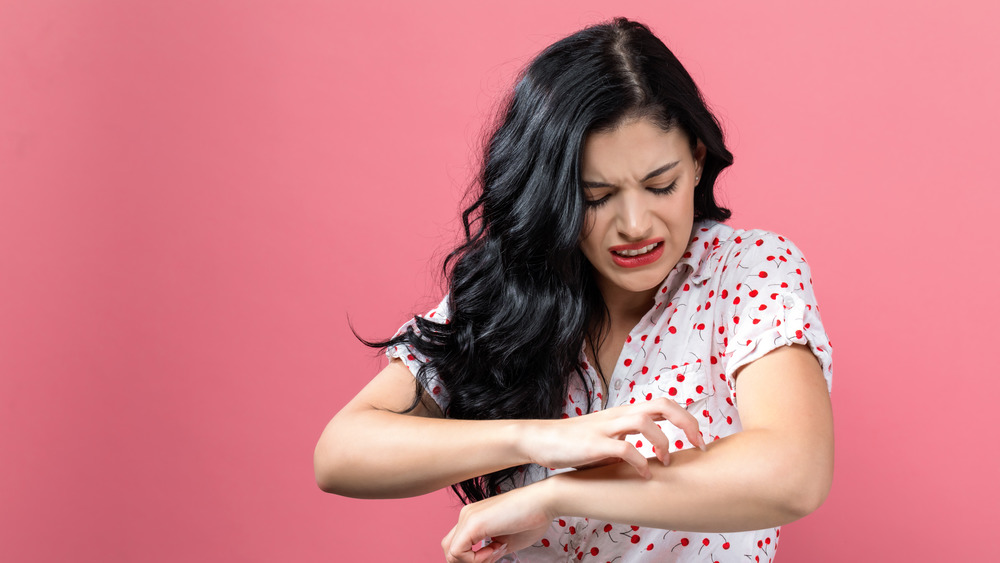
[508,419,541,466]
[534,472,565,521]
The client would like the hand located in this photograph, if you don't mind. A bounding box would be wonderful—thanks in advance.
[522,398,706,478]
[441,481,554,563]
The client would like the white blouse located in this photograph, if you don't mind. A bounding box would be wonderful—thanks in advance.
[389,219,833,563]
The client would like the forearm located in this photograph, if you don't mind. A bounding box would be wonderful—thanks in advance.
[314,409,530,499]
[543,428,832,533]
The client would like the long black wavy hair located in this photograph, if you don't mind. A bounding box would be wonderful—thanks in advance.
[371,18,733,503]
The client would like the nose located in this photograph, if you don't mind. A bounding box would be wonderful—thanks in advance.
[615,189,652,241]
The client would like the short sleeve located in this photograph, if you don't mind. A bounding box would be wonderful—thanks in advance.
[720,232,833,397]
[385,295,452,412]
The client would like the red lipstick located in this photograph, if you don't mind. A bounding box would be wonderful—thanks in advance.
[608,238,665,268]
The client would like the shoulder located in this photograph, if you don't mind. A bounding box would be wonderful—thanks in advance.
[699,223,814,285]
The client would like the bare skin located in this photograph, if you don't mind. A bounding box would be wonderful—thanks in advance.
[314,118,834,563]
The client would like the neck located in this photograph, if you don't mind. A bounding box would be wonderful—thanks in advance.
[596,280,659,329]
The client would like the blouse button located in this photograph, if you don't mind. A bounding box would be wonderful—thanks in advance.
[613,379,622,390]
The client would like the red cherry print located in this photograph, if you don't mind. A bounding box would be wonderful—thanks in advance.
[758,304,767,311]
[604,523,613,533]
[674,440,683,449]
[561,413,569,418]
[755,239,763,246]
[758,540,764,548]
[681,538,690,546]
[780,282,788,288]
[631,526,640,531]
[575,406,583,416]
[703,538,710,546]
[778,236,785,241]
[770,293,778,300]
[626,335,632,343]
[661,286,668,293]
[676,374,685,382]
[645,392,653,400]
[629,398,636,404]
[624,359,632,367]
[766,255,775,261]
[590,547,599,556]
[705,301,711,310]
[668,326,677,334]
[735,236,742,243]
[683,283,690,291]
[654,335,661,343]
[765,537,771,545]
[668,387,677,396]
[703,409,710,417]
[718,326,725,334]
[576,552,583,561]
[432,386,441,395]
[733,315,740,324]
[569,526,576,534]
[631,535,641,544]
[559,519,566,527]
[721,289,728,299]
[696,385,704,394]
[726,416,733,424]
[428,311,435,317]
[710,356,718,364]
[749,289,758,297]
[541,538,550,547]
[636,440,643,448]
[795,330,804,339]
[697,323,706,330]
[723,542,730,550]
[736,283,742,290]
[646,544,655,551]
[683,251,692,258]
[641,366,649,374]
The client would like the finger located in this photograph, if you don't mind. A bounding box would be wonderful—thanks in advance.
[604,439,651,478]
[631,416,673,464]
[442,525,457,558]
[650,398,708,451]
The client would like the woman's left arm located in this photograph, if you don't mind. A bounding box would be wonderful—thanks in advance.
[442,344,833,563]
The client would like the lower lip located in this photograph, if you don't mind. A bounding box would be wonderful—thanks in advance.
[610,243,665,268]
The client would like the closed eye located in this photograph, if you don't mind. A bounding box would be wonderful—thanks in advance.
[648,180,678,195]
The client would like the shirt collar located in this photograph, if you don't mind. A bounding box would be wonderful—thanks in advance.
[654,219,723,300]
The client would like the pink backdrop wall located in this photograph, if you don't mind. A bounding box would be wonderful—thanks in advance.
[2,1,998,561]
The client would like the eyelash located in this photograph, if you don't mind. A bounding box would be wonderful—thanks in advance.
[584,180,678,209]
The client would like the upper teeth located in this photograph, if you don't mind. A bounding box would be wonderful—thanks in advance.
[615,243,658,257]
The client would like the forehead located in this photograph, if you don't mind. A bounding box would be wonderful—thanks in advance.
[580,118,692,180]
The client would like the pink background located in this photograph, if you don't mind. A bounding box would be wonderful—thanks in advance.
[2,1,998,561]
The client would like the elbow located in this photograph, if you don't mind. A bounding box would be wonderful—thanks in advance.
[314,437,348,495]
[775,453,833,521]
[783,471,831,520]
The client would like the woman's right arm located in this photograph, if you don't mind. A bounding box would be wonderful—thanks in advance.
[314,359,706,499]
[314,358,530,499]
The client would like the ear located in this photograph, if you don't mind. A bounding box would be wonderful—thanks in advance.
[693,139,707,174]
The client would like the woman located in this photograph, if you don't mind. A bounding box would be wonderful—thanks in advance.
[315,18,833,563]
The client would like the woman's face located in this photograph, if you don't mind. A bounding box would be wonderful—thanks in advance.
[579,117,705,306]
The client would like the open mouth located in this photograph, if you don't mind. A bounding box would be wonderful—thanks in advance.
[612,242,662,257]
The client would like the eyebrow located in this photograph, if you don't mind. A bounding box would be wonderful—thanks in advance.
[580,161,680,188]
